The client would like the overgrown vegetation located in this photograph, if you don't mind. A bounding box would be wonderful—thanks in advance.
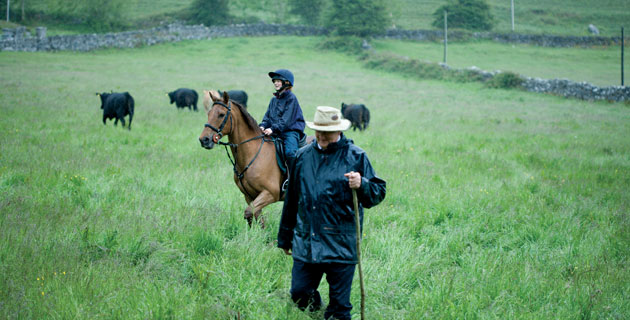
[484,71,524,89]
[318,36,366,55]
[324,0,391,37]
[186,0,231,26]
[289,0,326,26]
[432,0,495,31]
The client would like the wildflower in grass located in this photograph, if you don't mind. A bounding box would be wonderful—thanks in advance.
[41,292,44,296]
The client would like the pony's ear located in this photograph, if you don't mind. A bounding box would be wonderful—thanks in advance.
[208,90,221,101]
[203,90,212,113]
[222,90,229,103]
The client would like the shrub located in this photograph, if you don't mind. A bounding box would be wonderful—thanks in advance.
[432,0,494,31]
[485,72,525,89]
[290,0,326,25]
[318,36,365,55]
[80,0,131,32]
[187,0,231,26]
[324,0,391,38]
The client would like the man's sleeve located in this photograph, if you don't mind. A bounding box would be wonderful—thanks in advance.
[357,153,386,208]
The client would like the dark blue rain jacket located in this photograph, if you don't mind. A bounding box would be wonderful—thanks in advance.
[259,90,305,134]
[277,134,386,264]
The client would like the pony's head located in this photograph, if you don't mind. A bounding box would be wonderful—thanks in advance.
[199,90,232,149]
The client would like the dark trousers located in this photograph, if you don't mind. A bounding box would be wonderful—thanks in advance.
[290,259,356,320]
[281,130,302,170]
[281,131,300,158]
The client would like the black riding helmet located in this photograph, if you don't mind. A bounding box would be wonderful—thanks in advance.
[268,69,295,88]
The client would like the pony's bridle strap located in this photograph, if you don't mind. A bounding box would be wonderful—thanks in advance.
[204,100,232,135]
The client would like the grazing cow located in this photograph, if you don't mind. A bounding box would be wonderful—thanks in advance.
[97,91,134,130]
[218,90,248,108]
[341,102,370,131]
[168,88,198,111]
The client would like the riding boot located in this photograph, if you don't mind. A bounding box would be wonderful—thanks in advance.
[282,156,296,193]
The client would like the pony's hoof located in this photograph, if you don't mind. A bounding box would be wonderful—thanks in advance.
[244,208,254,226]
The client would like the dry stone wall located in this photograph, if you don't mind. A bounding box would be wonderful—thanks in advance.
[0,23,326,52]
[1,23,627,101]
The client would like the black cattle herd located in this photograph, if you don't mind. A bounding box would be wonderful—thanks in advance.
[96,88,369,131]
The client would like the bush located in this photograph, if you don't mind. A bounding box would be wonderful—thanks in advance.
[485,72,524,89]
[81,0,131,32]
[432,0,494,31]
[318,36,365,55]
[290,0,326,25]
[187,0,231,26]
[324,0,391,38]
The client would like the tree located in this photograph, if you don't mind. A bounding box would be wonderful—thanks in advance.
[324,0,391,38]
[80,0,130,31]
[188,0,231,26]
[289,0,325,25]
[431,0,494,31]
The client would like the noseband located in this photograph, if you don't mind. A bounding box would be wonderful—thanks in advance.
[204,100,232,143]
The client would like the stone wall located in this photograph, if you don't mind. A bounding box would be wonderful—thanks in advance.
[3,23,626,52]
[521,77,629,102]
[383,29,626,48]
[0,23,326,52]
[1,23,627,102]
[459,66,628,102]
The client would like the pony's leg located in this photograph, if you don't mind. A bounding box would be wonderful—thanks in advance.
[247,190,276,228]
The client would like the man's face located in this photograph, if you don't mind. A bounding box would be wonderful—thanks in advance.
[315,131,341,149]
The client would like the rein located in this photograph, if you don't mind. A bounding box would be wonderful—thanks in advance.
[204,100,274,201]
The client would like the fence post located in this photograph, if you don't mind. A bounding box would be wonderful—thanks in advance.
[443,10,447,64]
[6,0,9,22]
[511,0,515,32]
[622,26,625,86]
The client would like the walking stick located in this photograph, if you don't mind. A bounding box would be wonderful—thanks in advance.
[352,189,365,320]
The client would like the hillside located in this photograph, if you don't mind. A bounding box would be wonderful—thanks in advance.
[5,0,630,36]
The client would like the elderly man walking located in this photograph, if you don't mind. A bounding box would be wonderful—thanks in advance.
[278,106,387,320]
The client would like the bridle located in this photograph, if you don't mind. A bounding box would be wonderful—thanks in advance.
[203,99,274,201]
[204,100,233,144]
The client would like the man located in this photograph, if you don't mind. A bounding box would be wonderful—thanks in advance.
[277,106,386,320]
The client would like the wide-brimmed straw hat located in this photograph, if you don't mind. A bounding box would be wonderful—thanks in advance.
[305,106,351,132]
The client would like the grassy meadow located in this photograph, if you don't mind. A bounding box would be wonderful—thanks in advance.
[1,36,629,319]
[371,39,628,87]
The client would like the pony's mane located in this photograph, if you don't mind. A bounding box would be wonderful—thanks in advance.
[231,100,261,134]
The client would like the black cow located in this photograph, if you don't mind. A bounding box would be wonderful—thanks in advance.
[218,90,248,108]
[97,91,134,130]
[341,102,370,131]
[168,88,198,111]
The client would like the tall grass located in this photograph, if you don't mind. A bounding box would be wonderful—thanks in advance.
[1,36,629,319]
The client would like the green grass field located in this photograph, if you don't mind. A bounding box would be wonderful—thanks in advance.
[371,39,628,87]
[1,36,629,319]
[395,0,630,36]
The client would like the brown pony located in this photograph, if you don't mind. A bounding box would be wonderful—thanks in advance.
[199,90,283,226]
